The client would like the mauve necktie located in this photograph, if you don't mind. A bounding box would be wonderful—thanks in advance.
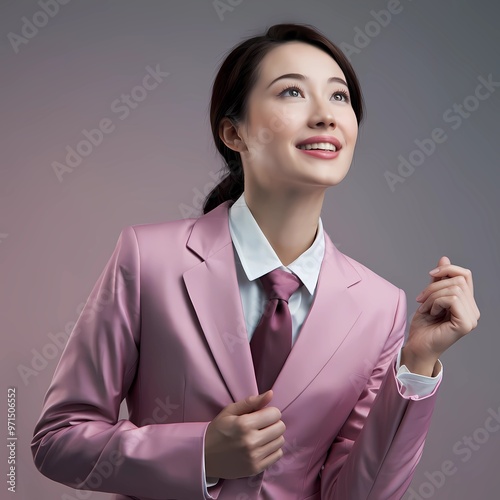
[250,268,304,394]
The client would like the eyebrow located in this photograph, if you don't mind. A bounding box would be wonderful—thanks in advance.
[266,73,349,89]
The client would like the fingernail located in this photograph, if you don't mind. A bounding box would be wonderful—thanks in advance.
[416,292,424,301]
[429,267,440,275]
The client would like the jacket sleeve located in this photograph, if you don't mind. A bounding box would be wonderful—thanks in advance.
[320,287,441,500]
[31,226,212,500]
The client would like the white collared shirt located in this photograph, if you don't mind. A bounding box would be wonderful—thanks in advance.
[204,191,442,492]
[228,191,442,393]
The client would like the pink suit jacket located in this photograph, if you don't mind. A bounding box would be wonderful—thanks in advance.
[31,199,440,500]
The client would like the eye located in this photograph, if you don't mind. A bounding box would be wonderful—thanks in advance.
[332,89,350,103]
[278,84,306,98]
[278,84,351,103]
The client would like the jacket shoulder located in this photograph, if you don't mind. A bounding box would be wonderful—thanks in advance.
[116,216,199,251]
[115,216,203,270]
[339,250,404,304]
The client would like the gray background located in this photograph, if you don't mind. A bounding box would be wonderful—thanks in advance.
[1,1,498,499]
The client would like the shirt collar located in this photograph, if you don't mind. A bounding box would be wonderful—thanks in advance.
[228,191,325,296]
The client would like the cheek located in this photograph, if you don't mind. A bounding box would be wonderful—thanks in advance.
[256,102,301,137]
[250,121,297,153]
[349,124,358,143]
[344,112,359,143]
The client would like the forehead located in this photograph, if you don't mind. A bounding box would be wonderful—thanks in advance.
[256,41,346,84]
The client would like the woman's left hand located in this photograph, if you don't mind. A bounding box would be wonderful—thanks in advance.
[403,256,481,374]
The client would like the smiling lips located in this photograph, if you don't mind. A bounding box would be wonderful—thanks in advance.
[297,142,337,152]
[297,147,340,159]
[295,136,342,158]
[296,135,342,151]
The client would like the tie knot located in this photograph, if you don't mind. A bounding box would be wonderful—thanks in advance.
[259,269,303,303]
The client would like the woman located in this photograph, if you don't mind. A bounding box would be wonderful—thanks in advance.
[31,23,480,499]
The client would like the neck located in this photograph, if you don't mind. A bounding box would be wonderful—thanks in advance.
[244,186,324,267]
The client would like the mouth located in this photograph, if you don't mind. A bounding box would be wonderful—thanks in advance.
[295,145,340,159]
[295,135,342,152]
[296,143,338,152]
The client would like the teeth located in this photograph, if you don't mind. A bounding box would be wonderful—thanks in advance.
[298,142,337,151]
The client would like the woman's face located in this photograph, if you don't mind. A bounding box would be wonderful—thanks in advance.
[230,41,359,194]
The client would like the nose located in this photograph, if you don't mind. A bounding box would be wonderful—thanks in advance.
[310,98,336,129]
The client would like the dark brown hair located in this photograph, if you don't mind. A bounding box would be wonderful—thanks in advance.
[203,23,365,214]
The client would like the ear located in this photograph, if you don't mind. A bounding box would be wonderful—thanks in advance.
[219,117,247,153]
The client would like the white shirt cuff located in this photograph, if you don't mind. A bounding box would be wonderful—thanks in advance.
[202,430,219,496]
[395,348,443,398]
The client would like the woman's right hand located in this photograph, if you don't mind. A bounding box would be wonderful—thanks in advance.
[204,389,286,479]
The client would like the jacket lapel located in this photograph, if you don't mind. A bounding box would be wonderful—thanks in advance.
[183,200,363,412]
[183,200,258,404]
[270,233,363,412]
